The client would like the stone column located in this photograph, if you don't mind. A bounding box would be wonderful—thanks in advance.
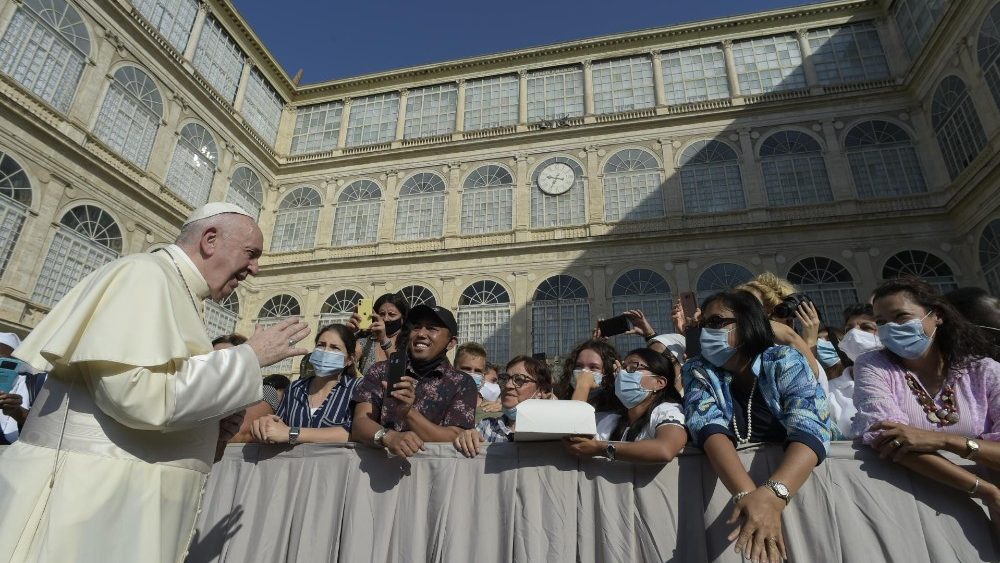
[738,128,766,208]
[658,139,683,216]
[959,36,1000,136]
[591,266,610,322]
[275,104,296,155]
[394,89,408,140]
[585,146,604,224]
[670,258,691,293]
[582,60,595,118]
[517,69,529,128]
[874,16,910,80]
[207,140,234,203]
[336,98,351,149]
[377,170,400,242]
[722,40,742,98]
[908,108,950,191]
[67,27,117,131]
[147,96,183,184]
[304,284,321,327]
[819,120,854,200]
[796,29,822,93]
[849,246,880,296]
[259,185,281,251]
[444,162,462,237]
[182,2,209,63]
[316,180,337,248]
[514,154,531,240]
[454,79,466,133]
[0,1,21,39]
[5,171,66,295]
[511,271,531,356]
[650,50,666,107]
[233,60,253,111]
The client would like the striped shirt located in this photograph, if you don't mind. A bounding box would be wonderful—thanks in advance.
[277,376,361,429]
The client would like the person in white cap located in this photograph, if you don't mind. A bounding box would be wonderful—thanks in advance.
[0,332,32,444]
[0,203,310,563]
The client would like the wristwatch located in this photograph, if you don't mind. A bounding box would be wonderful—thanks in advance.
[288,426,301,446]
[605,443,616,461]
[964,438,981,459]
[763,480,791,504]
[374,427,388,448]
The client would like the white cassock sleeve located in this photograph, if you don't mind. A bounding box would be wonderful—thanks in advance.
[79,343,264,432]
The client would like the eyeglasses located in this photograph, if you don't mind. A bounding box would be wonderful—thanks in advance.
[498,373,537,389]
[623,362,651,373]
[701,316,737,330]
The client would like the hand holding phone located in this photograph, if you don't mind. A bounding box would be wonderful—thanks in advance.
[597,315,631,338]
[356,298,374,331]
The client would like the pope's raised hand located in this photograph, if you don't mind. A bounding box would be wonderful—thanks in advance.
[248,317,310,367]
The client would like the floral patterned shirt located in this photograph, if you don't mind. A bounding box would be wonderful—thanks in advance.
[352,359,478,431]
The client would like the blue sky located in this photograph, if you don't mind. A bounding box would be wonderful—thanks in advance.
[232,0,824,84]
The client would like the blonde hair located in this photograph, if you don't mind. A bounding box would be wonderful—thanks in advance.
[737,272,797,314]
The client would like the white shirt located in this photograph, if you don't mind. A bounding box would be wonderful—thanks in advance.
[1,375,30,443]
[596,402,686,441]
[828,368,858,439]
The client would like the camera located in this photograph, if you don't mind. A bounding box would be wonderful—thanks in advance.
[772,293,812,319]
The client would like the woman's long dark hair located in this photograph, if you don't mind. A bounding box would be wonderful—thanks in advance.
[701,291,776,363]
[315,323,359,378]
[873,278,993,370]
[374,292,410,351]
[554,339,624,413]
[612,348,683,442]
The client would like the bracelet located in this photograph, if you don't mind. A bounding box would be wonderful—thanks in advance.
[732,490,753,505]
[379,339,392,351]
[968,478,981,497]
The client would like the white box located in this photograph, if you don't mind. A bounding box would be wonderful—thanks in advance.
[512,399,598,442]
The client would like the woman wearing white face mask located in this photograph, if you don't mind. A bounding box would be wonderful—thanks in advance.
[453,356,553,457]
[852,279,1000,512]
[562,348,687,463]
[251,324,361,445]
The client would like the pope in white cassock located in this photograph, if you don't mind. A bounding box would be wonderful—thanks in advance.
[0,203,311,563]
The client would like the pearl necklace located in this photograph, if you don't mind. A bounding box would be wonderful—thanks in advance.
[732,378,757,445]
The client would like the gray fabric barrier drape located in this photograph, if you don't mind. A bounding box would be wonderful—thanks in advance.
[187,442,999,563]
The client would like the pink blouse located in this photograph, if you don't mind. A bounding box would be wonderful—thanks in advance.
[851,350,1000,444]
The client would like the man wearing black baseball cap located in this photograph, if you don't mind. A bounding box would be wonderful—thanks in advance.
[351,305,478,459]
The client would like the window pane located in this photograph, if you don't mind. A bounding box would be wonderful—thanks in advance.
[93,67,162,168]
[333,180,382,246]
[464,75,518,131]
[602,149,663,221]
[759,131,832,206]
[165,123,218,206]
[226,166,264,220]
[290,101,343,154]
[531,157,586,228]
[678,140,745,213]
[731,34,806,95]
[346,92,400,147]
[527,67,584,122]
[192,16,244,102]
[461,165,513,234]
[661,44,730,105]
[892,0,946,59]
[404,83,457,139]
[845,120,926,198]
[808,23,890,86]
[591,56,655,114]
[241,68,283,146]
[271,187,321,252]
[132,0,198,52]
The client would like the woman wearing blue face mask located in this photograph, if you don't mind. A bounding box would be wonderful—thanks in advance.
[683,291,831,563]
[250,324,361,445]
[562,348,687,463]
[853,278,1000,513]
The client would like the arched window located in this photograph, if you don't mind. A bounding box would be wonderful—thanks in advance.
[33,205,122,307]
[165,122,218,206]
[786,257,858,324]
[458,280,512,362]
[461,165,513,234]
[395,172,445,241]
[0,0,90,112]
[320,289,364,328]
[845,120,926,198]
[256,294,300,374]
[882,250,957,294]
[932,76,987,180]
[678,140,745,214]
[204,292,239,340]
[399,284,436,307]
[611,269,673,351]
[531,275,590,359]
[696,263,754,304]
[531,157,586,228]
[980,219,1000,295]
[93,66,163,168]
[271,186,321,252]
[225,166,264,220]
[602,148,664,221]
[979,4,1000,109]
[333,180,382,246]
[131,0,198,53]
[0,150,32,278]
[759,131,833,206]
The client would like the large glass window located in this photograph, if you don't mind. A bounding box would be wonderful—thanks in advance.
[395,172,445,241]
[808,23,890,86]
[320,289,364,328]
[165,122,218,207]
[332,180,381,246]
[33,205,121,307]
[404,83,457,139]
[93,66,163,169]
[271,186,321,252]
[290,101,343,155]
[786,257,859,324]
[980,219,1000,296]
[225,166,264,220]
[0,150,31,279]
[759,131,832,206]
[399,284,436,307]
[256,294,300,374]
[591,56,656,114]
[531,275,591,359]
[464,75,518,131]
[531,157,586,228]
[611,269,673,351]
[345,92,399,147]
[204,292,238,340]
[241,68,282,146]
[192,15,244,102]
[731,35,806,95]
[845,120,925,198]
[0,0,90,112]
[696,263,754,304]
[882,250,957,293]
[678,140,745,214]
[131,0,197,52]
[461,165,513,235]
[892,0,946,59]
[602,148,663,221]
[932,76,987,180]
[979,4,1000,110]
[458,280,512,363]
[527,66,584,122]
[661,45,730,105]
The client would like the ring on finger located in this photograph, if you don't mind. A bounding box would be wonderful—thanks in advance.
[287,338,295,347]
[892,439,902,448]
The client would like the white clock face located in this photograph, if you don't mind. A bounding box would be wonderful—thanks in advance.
[537,162,576,196]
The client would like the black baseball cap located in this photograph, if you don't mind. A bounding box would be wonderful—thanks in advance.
[408,304,459,336]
